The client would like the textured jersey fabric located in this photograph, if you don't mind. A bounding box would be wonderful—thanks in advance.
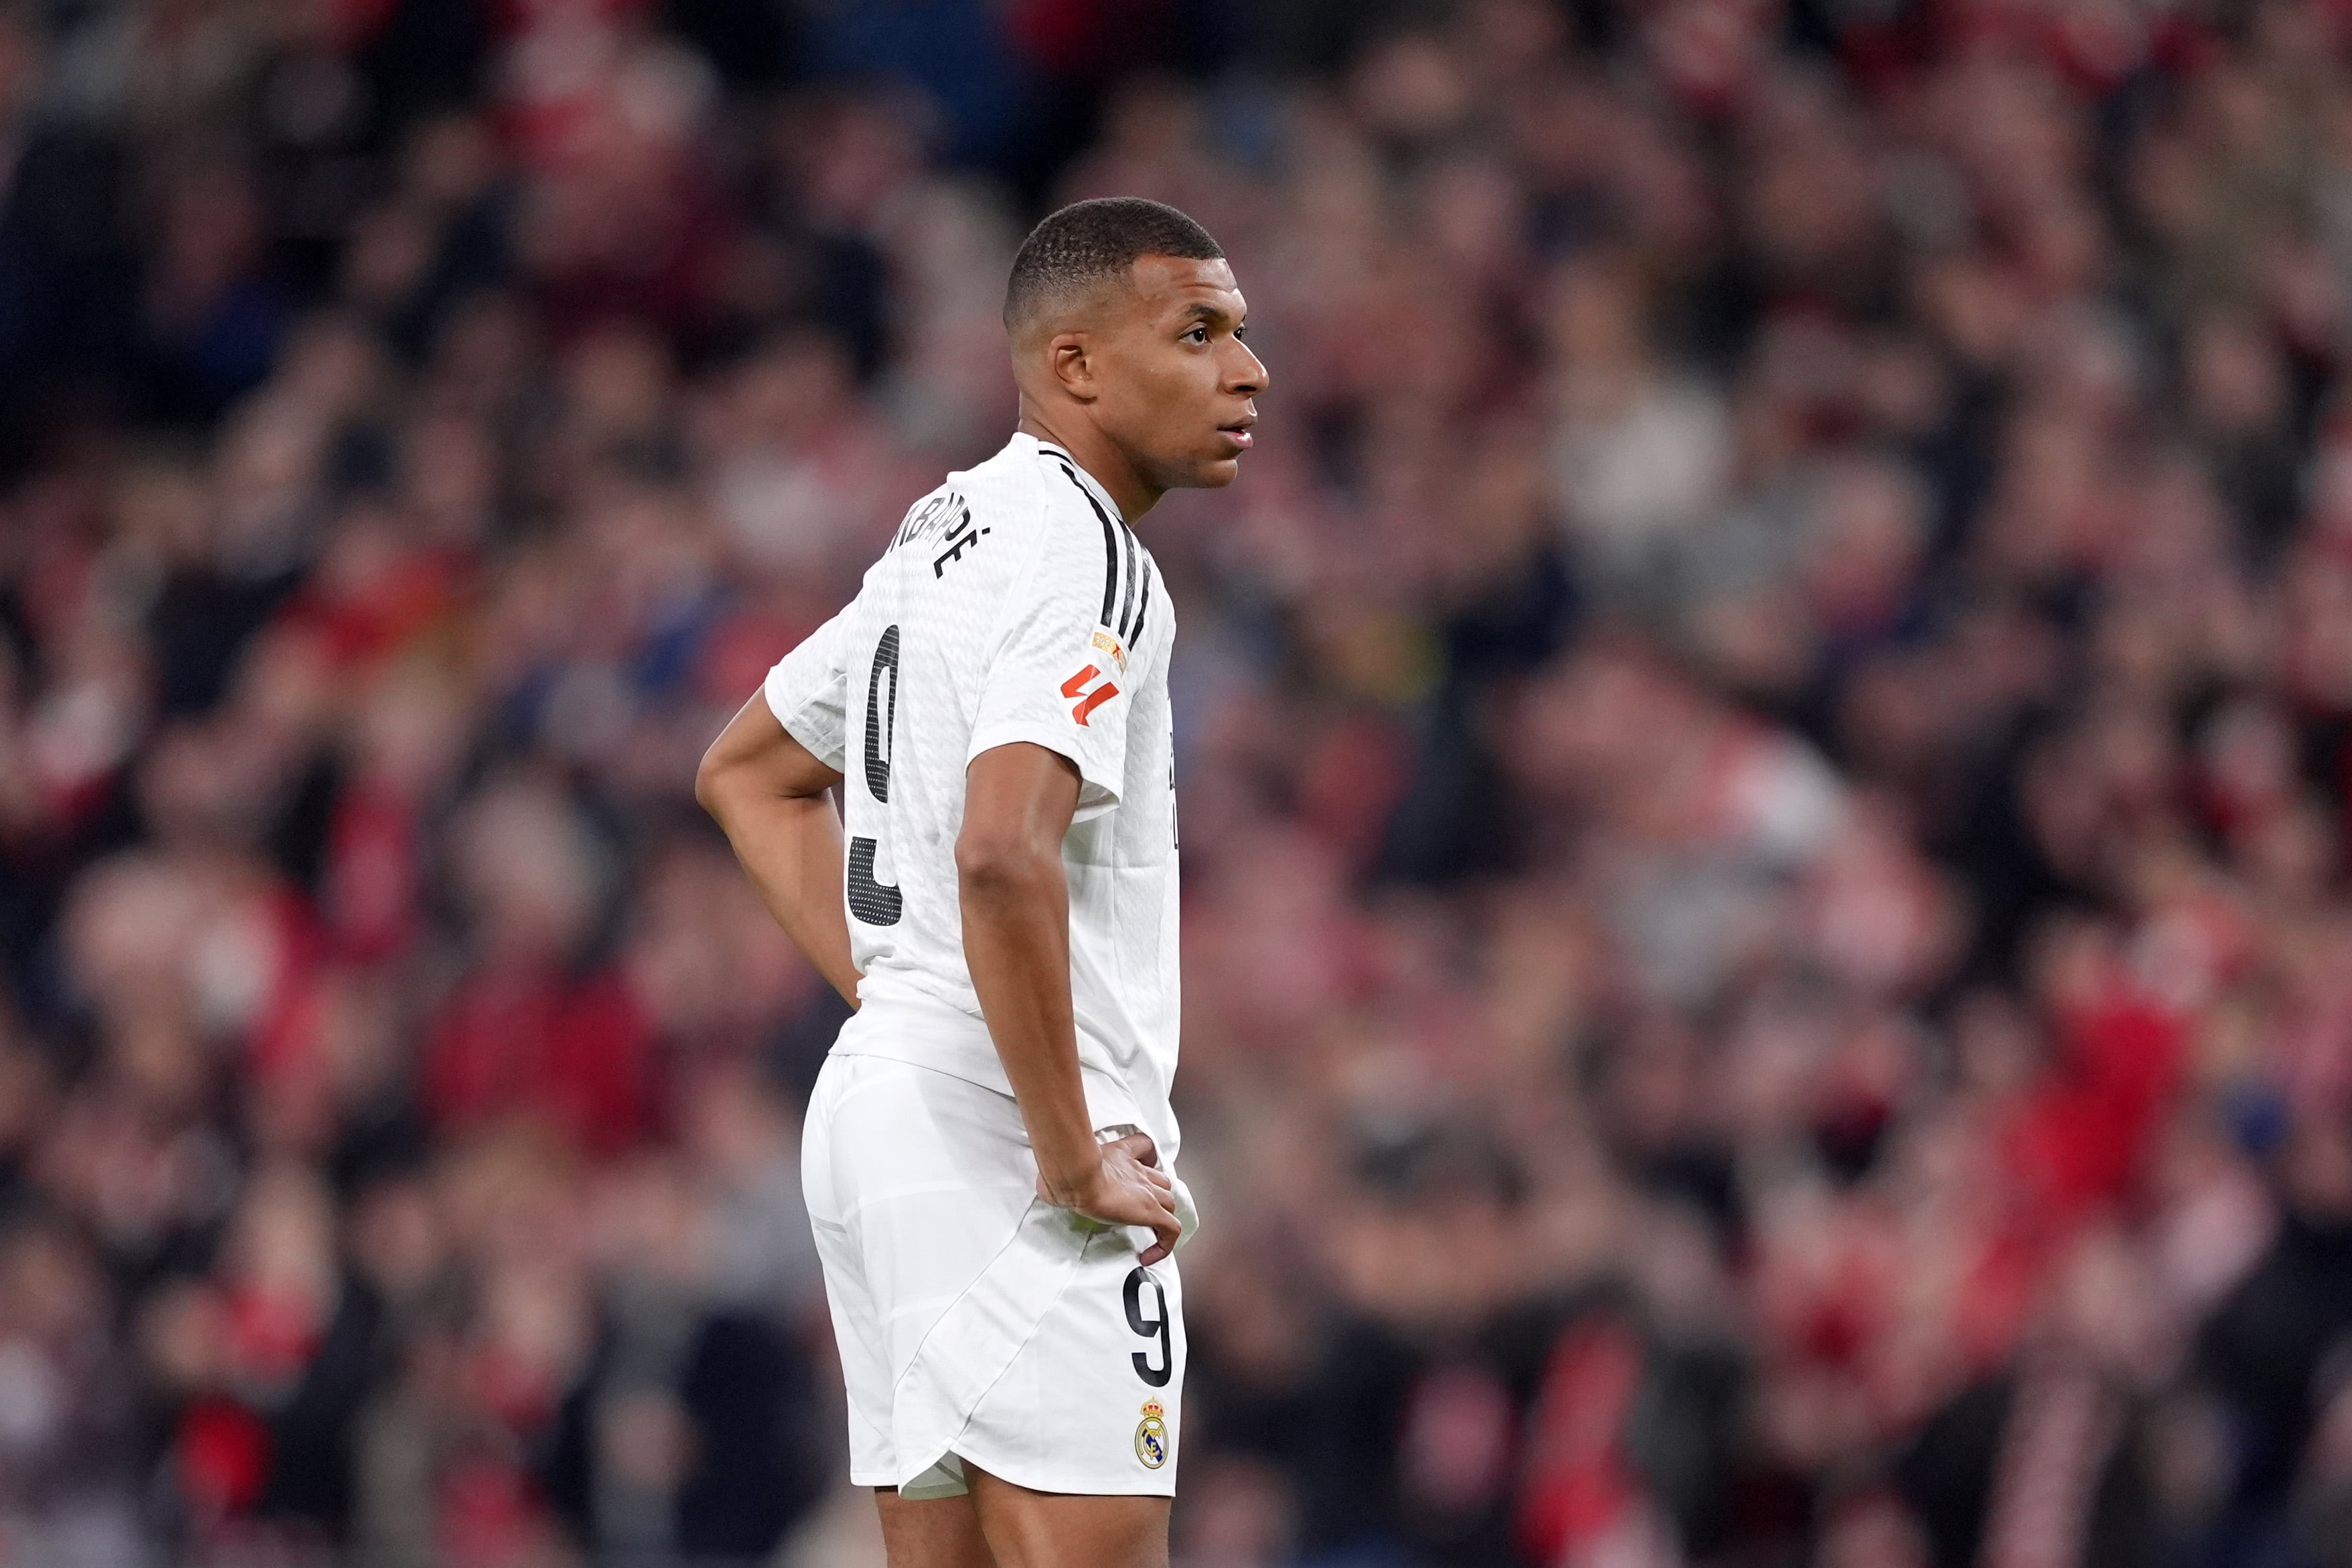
[763,432,1182,1156]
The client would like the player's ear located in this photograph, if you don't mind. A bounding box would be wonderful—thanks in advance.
[1048,331,1099,403]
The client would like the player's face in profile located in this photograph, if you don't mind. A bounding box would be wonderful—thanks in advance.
[1093,254,1267,493]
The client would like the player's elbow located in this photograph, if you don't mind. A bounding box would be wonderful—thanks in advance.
[955,827,1054,902]
[694,743,743,822]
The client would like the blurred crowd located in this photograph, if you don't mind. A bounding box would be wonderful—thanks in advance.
[4,0,2352,1565]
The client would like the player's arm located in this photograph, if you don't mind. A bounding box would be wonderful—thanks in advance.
[696,694,861,1008]
[959,742,1179,1263]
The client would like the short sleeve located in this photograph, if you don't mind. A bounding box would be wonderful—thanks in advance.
[763,607,852,772]
[967,524,1133,821]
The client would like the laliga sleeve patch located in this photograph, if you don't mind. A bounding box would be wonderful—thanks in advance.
[1060,663,1120,726]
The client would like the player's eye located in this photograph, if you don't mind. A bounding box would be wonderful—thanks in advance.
[1182,325,1208,344]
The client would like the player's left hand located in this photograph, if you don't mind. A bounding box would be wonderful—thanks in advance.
[1040,1132,1180,1264]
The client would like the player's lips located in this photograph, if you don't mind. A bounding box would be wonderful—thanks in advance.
[1217,416,1257,449]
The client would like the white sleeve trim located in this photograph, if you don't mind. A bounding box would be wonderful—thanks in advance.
[966,720,1122,816]
[763,680,848,773]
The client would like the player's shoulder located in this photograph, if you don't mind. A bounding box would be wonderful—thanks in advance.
[883,434,1148,625]
[964,435,1129,578]
[871,444,1015,585]
[953,433,1116,539]
[883,437,1054,550]
[1020,441,1162,653]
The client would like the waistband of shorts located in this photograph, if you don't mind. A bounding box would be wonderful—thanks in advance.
[837,984,1146,1136]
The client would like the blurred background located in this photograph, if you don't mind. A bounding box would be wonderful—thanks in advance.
[6,0,2352,1564]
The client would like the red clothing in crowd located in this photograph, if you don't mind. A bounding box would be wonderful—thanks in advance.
[2003,994,2185,1226]
[424,961,651,1157]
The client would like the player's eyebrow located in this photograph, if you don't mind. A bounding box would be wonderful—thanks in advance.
[1177,300,1243,328]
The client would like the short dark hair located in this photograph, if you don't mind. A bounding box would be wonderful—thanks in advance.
[1003,198,1224,333]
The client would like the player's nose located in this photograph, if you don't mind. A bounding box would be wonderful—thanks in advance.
[1228,341,1267,396]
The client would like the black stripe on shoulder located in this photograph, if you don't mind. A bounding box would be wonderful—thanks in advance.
[1056,461,1121,629]
[1117,518,1139,637]
[1132,556,1153,642]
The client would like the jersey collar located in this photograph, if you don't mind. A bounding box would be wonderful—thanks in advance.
[1021,433,1127,523]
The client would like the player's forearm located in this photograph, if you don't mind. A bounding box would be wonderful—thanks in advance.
[958,848,1099,1198]
[708,785,862,1006]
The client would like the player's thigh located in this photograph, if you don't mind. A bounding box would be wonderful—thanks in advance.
[875,1486,996,1568]
[965,1465,1170,1568]
[824,1059,1034,1332]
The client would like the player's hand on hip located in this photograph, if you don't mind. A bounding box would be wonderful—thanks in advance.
[1040,1132,1180,1265]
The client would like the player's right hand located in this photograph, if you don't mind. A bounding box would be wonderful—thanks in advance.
[1043,1132,1181,1265]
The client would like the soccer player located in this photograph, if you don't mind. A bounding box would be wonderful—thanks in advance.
[695,198,1265,1568]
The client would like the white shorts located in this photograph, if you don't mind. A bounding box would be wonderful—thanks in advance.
[801,1050,1187,1498]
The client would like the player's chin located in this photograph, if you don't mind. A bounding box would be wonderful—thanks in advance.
[1180,453,1245,489]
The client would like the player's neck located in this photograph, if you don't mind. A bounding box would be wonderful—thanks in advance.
[1016,410,1162,522]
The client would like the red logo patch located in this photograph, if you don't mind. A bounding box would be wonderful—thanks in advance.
[1061,664,1119,725]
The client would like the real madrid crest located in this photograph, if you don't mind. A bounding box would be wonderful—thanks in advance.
[1134,1399,1170,1469]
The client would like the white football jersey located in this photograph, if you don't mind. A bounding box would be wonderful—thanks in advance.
[763,433,1182,1157]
